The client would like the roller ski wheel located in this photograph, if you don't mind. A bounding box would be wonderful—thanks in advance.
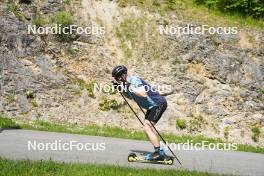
[163,156,174,165]
[128,153,137,162]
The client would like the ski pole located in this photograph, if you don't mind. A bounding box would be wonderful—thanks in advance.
[128,92,182,166]
[119,91,182,166]
[119,92,144,126]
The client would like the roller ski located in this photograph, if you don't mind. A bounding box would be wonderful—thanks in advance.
[128,149,174,165]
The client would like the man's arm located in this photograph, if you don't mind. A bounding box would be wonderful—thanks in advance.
[112,80,133,99]
[129,85,148,98]
[122,91,132,99]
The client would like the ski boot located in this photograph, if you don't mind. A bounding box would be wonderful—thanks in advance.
[144,148,166,161]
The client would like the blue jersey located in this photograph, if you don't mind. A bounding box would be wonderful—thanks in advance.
[127,76,165,110]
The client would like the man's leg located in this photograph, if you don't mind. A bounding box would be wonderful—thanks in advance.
[143,102,168,159]
[143,120,160,148]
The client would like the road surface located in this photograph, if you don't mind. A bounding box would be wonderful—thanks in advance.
[0,129,263,176]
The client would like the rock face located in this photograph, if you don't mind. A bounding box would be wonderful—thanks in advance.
[0,0,263,145]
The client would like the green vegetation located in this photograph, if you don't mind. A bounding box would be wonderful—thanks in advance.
[173,57,181,65]
[99,98,120,111]
[116,0,180,13]
[188,116,207,133]
[31,99,39,108]
[32,16,47,28]
[0,114,20,129]
[195,0,264,19]
[257,88,264,94]
[25,90,34,99]
[211,123,220,134]
[251,127,261,142]
[25,90,38,107]
[68,47,79,56]
[0,158,218,176]
[116,17,145,58]
[51,11,74,41]
[176,119,187,130]
[6,94,16,103]
[223,126,230,140]
[116,16,167,62]
[77,79,95,98]
[116,0,264,30]
[7,3,24,21]
[51,11,73,27]
[63,0,70,5]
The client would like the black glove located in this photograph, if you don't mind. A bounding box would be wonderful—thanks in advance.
[112,81,130,92]
[112,80,122,92]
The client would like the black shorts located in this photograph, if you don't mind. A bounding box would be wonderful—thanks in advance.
[145,101,167,123]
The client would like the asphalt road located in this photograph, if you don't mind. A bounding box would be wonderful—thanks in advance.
[0,129,263,176]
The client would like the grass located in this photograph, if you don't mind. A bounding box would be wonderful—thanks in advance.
[116,16,146,59]
[116,0,264,30]
[77,79,95,98]
[32,16,47,28]
[1,115,264,154]
[51,11,74,41]
[51,11,73,27]
[7,3,25,21]
[251,127,261,142]
[0,114,20,129]
[116,15,176,64]
[31,99,39,107]
[223,126,230,140]
[0,157,219,176]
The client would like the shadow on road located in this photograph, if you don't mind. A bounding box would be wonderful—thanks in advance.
[0,128,21,133]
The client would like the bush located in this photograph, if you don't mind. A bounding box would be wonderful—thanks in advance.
[7,3,17,12]
[251,127,261,142]
[99,99,120,111]
[0,114,20,129]
[32,16,47,28]
[31,99,38,107]
[25,90,34,99]
[51,11,74,41]
[257,87,264,94]
[52,11,73,27]
[195,0,264,19]
[176,119,187,130]
[68,48,79,55]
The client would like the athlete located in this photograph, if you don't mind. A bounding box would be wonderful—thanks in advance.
[112,65,168,161]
